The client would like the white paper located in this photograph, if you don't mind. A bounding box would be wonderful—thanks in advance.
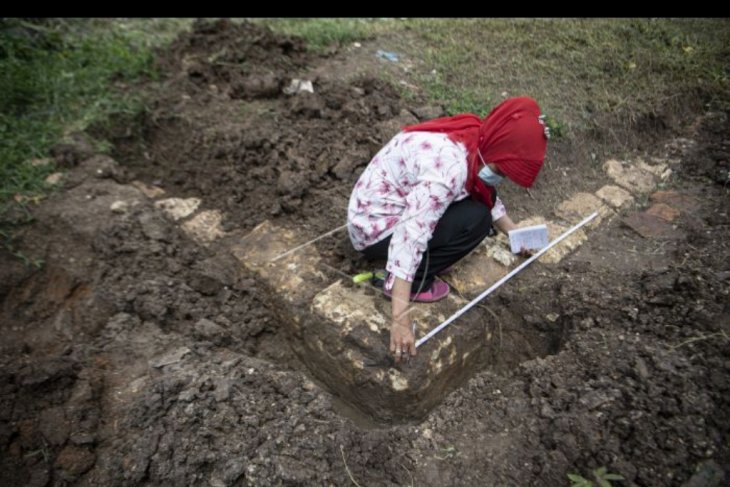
[508,224,549,254]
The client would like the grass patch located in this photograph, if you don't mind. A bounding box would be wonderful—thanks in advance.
[0,18,190,231]
[398,18,730,130]
[421,70,495,116]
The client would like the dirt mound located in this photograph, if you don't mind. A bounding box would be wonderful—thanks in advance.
[156,19,309,99]
[108,19,413,240]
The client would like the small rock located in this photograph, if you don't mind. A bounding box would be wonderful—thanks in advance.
[283,79,314,95]
[235,278,255,293]
[214,378,233,402]
[331,158,357,181]
[154,197,201,221]
[595,185,634,209]
[487,245,516,267]
[289,92,325,119]
[540,403,555,418]
[634,357,649,380]
[579,388,621,410]
[182,210,226,245]
[194,318,225,340]
[179,388,197,402]
[138,212,168,242]
[39,407,69,446]
[555,192,609,225]
[277,171,304,197]
[603,159,656,193]
[637,159,668,177]
[110,200,129,214]
[221,458,246,483]
[650,190,700,212]
[55,445,95,476]
[131,180,166,199]
[622,212,679,239]
[646,203,680,222]
[45,172,63,186]
[190,257,236,295]
[150,347,191,368]
[545,313,560,323]
[69,431,96,445]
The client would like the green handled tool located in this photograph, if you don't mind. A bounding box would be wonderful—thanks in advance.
[352,271,373,284]
[352,269,386,287]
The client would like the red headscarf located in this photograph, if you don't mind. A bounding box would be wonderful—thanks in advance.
[403,96,548,208]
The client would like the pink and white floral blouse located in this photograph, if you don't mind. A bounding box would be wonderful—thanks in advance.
[347,131,506,289]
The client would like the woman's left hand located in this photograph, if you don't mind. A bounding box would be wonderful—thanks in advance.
[518,246,536,258]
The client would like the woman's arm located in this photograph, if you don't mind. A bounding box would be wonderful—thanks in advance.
[493,213,517,235]
[390,277,415,363]
[384,176,454,364]
[383,142,467,363]
[494,213,535,257]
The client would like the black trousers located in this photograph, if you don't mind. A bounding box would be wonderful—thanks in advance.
[361,198,494,292]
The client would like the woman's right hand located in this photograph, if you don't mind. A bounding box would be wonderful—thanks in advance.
[391,315,415,364]
[390,276,417,363]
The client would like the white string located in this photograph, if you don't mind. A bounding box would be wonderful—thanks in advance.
[270,223,348,262]
[415,212,598,348]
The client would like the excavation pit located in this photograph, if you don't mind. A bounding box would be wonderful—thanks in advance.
[232,220,569,423]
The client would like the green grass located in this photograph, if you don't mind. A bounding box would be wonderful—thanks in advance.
[421,70,495,117]
[0,18,191,228]
[398,18,730,131]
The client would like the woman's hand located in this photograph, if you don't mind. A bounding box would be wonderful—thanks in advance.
[390,317,415,364]
[493,213,517,235]
[495,214,537,258]
[517,246,536,258]
[390,276,417,363]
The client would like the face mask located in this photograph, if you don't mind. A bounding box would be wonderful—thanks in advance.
[478,165,504,186]
[477,150,504,186]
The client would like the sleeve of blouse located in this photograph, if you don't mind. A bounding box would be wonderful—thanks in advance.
[491,196,507,222]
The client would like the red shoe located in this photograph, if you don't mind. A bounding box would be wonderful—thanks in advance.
[384,279,450,303]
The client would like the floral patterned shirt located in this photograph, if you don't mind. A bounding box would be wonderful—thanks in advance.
[347,131,506,289]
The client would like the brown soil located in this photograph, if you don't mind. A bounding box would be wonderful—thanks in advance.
[1,19,728,487]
